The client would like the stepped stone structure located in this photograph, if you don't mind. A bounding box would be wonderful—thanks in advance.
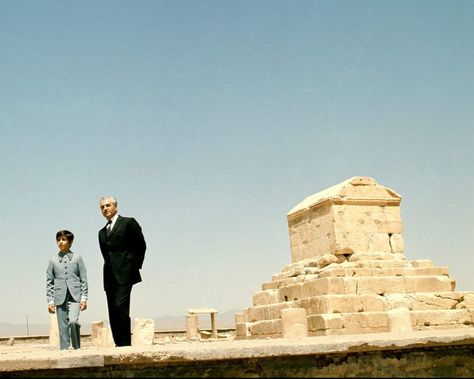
[236,176,474,338]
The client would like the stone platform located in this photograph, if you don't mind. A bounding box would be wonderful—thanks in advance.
[1,329,474,377]
[237,177,474,339]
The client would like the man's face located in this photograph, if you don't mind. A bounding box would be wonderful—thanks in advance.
[100,198,117,220]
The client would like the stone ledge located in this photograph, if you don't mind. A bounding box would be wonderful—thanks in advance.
[1,328,474,376]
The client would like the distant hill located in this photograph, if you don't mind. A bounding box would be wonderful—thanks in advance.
[0,309,240,338]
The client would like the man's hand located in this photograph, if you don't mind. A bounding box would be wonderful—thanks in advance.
[80,300,87,311]
[48,304,56,314]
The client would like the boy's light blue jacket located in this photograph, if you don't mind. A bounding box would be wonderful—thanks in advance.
[46,251,88,305]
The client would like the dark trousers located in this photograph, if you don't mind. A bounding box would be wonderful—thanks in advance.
[106,281,133,347]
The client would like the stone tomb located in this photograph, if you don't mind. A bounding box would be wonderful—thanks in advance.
[236,176,474,338]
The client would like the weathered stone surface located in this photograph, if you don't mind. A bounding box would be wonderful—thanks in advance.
[388,307,413,333]
[287,177,402,262]
[2,330,474,377]
[281,308,308,338]
[97,327,115,348]
[132,318,155,346]
[48,313,59,348]
[91,321,104,348]
[239,176,474,338]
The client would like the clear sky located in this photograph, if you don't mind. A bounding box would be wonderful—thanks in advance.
[1,0,473,327]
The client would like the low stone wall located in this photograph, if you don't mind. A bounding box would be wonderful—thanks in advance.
[1,329,474,378]
[5,345,474,378]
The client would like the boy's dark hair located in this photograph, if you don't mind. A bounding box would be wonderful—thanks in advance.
[56,230,74,243]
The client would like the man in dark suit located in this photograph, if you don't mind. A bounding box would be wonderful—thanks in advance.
[98,196,146,347]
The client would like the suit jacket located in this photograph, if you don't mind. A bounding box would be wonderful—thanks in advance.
[46,251,88,306]
[98,215,146,290]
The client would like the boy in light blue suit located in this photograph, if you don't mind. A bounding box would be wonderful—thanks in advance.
[46,230,88,350]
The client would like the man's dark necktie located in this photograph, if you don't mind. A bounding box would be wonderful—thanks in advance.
[106,220,112,237]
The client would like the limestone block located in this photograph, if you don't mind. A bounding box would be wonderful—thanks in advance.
[349,252,396,261]
[91,321,104,347]
[385,294,412,310]
[97,327,115,348]
[383,267,415,276]
[199,330,213,339]
[321,266,418,278]
[413,267,449,276]
[390,253,407,261]
[468,309,474,323]
[317,267,348,278]
[261,281,279,290]
[272,271,289,281]
[252,289,279,306]
[234,312,245,324]
[341,277,358,293]
[352,260,373,269]
[457,292,474,308]
[404,276,453,293]
[389,233,404,253]
[407,293,459,310]
[350,178,398,198]
[356,276,406,295]
[235,322,251,337]
[317,295,363,314]
[281,308,308,338]
[367,233,391,253]
[366,259,410,269]
[286,265,306,277]
[302,266,320,276]
[322,262,345,272]
[380,221,403,234]
[354,267,380,276]
[343,312,389,330]
[288,204,333,262]
[132,318,155,346]
[186,313,199,340]
[249,319,282,335]
[334,231,370,254]
[388,307,413,333]
[308,294,363,314]
[305,253,340,268]
[307,313,343,332]
[246,302,298,322]
[451,277,457,291]
[278,283,304,302]
[411,259,434,268]
[367,312,390,329]
[333,205,386,235]
[360,293,386,312]
[411,309,473,328]
[303,277,346,298]
[49,313,59,348]
[271,276,299,287]
[432,292,464,301]
[297,298,320,315]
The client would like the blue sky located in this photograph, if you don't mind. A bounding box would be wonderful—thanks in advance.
[0,0,473,327]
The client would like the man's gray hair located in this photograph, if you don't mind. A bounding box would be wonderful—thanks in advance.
[99,196,118,206]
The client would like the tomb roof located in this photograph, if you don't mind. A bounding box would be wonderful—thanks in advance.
[288,176,401,216]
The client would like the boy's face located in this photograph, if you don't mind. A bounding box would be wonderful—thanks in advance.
[57,236,72,253]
